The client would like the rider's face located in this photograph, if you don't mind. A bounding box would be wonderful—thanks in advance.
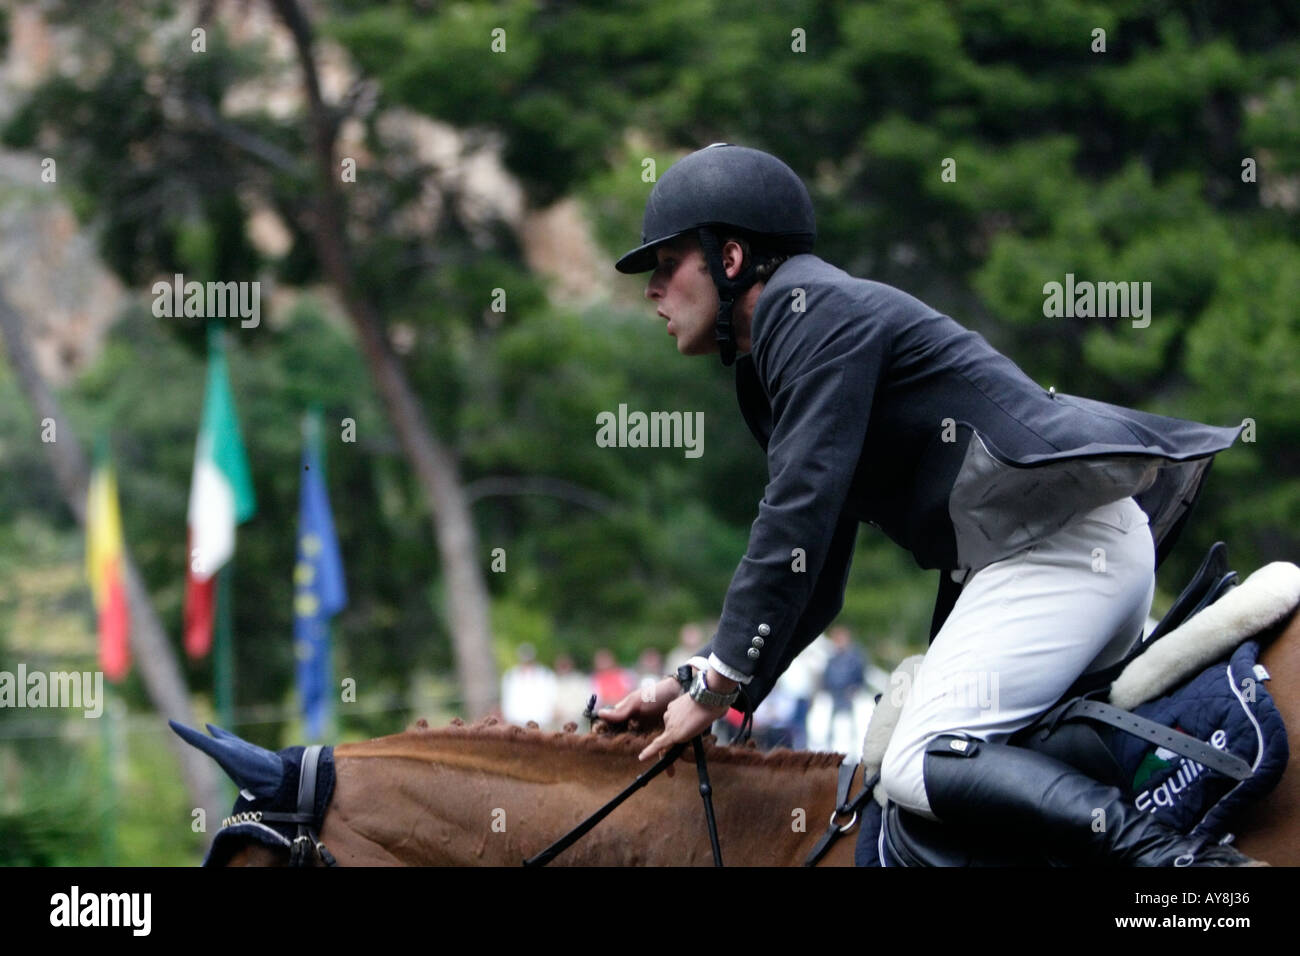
[645,237,719,357]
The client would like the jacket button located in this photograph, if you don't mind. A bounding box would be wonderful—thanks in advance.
[757,623,771,637]
[747,647,761,660]
[752,636,765,649]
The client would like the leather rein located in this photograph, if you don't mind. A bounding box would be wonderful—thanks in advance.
[525,732,724,866]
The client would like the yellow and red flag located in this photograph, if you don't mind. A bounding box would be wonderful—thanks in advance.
[86,436,130,681]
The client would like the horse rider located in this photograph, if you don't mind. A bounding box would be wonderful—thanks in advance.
[598,143,1260,866]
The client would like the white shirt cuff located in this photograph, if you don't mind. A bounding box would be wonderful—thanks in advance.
[707,652,752,685]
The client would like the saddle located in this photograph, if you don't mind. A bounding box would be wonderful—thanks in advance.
[858,543,1297,867]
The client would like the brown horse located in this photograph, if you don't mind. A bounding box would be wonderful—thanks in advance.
[226,719,857,866]
[218,608,1299,867]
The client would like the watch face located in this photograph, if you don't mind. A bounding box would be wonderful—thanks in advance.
[690,671,710,701]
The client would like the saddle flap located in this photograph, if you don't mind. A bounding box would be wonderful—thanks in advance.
[1145,541,1231,644]
[1013,715,1129,788]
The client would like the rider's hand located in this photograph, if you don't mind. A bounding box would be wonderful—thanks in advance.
[638,692,730,762]
[596,675,683,731]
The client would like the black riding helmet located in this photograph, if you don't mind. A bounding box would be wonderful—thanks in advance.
[615,144,816,366]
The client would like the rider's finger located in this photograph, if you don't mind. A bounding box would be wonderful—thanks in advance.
[598,692,635,720]
[639,729,669,762]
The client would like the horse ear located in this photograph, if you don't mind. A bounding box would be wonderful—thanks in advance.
[205,723,241,742]
[168,721,283,799]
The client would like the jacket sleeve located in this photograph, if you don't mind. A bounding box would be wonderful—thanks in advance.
[704,288,890,708]
[696,510,858,712]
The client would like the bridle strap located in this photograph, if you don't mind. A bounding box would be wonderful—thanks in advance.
[286,744,337,867]
[803,768,879,867]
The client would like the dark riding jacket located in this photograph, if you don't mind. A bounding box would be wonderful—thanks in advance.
[697,254,1243,712]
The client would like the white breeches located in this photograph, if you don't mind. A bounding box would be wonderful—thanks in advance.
[879,496,1156,819]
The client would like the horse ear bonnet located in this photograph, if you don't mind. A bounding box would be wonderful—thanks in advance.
[170,721,336,866]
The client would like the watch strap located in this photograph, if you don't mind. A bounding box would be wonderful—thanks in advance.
[689,667,740,709]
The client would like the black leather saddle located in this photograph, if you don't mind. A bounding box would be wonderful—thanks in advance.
[883,542,1239,867]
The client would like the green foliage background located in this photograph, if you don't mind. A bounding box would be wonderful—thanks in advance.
[0,0,1295,863]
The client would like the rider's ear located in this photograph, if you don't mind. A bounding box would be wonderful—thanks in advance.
[723,237,750,278]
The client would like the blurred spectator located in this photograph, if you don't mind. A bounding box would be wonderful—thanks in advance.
[796,633,838,751]
[822,626,866,717]
[592,648,636,708]
[753,679,798,749]
[501,643,558,728]
[810,627,870,755]
[667,622,705,671]
[553,653,593,727]
[771,634,833,750]
[637,647,664,682]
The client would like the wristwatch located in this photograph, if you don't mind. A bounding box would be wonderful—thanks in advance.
[683,664,740,710]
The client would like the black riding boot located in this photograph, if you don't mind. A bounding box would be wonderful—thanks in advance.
[921,734,1266,866]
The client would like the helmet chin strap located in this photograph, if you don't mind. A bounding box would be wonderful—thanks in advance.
[697,227,760,368]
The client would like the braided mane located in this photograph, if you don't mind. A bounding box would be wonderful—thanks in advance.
[370,715,846,772]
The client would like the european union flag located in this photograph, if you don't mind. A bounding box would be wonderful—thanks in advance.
[294,410,347,741]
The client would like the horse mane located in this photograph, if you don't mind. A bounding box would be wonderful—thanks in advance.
[365,716,846,772]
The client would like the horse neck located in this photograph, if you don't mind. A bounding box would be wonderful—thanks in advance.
[319,724,850,866]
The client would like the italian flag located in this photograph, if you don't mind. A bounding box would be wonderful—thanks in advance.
[86,436,130,681]
[183,325,256,659]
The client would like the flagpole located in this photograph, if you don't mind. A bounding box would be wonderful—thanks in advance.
[186,322,253,796]
[97,665,119,864]
[215,561,235,732]
[88,428,123,862]
[308,404,336,742]
[296,404,345,744]
[323,619,336,742]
